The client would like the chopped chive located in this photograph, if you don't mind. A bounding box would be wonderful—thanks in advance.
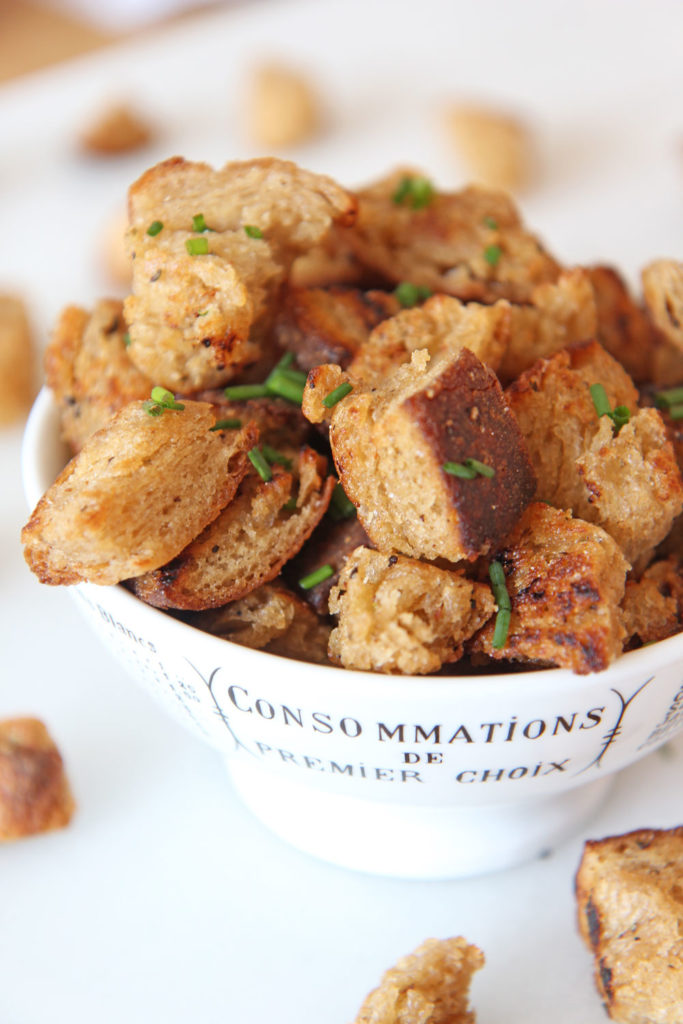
[264,368,305,405]
[299,564,334,590]
[275,351,295,370]
[146,220,163,236]
[611,405,631,429]
[143,386,185,416]
[484,244,502,267]
[151,386,174,404]
[223,384,269,400]
[394,281,433,308]
[248,447,272,482]
[210,418,243,431]
[322,382,353,408]
[443,461,477,479]
[464,457,495,478]
[392,175,435,209]
[244,224,263,239]
[192,213,208,232]
[282,495,298,511]
[590,382,611,418]
[483,216,498,229]
[329,481,356,520]
[492,607,511,649]
[122,331,131,347]
[654,387,683,409]
[489,560,512,650]
[186,237,209,256]
[142,400,164,416]
[669,404,683,420]
[261,444,293,469]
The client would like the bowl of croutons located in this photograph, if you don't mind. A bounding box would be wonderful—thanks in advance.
[21,155,683,878]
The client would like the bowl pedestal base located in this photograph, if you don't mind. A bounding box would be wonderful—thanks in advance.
[226,758,613,879]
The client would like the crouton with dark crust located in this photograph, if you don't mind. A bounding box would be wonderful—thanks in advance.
[622,556,683,646]
[470,503,628,674]
[575,827,683,1024]
[0,718,75,841]
[284,514,371,616]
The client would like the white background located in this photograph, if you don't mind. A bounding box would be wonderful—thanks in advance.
[1,1,683,1021]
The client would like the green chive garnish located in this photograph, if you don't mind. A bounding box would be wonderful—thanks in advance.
[654,387,683,410]
[264,368,306,405]
[590,383,630,431]
[443,458,495,479]
[223,384,269,400]
[483,216,498,229]
[248,447,272,482]
[262,444,293,469]
[489,560,512,650]
[244,225,263,239]
[392,175,435,209]
[123,332,131,347]
[143,386,185,416]
[210,418,243,431]
[192,213,208,232]
[668,405,683,420]
[492,608,511,649]
[186,237,209,256]
[146,220,163,236]
[484,244,502,267]
[275,351,295,370]
[464,458,495,478]
[329,481,356,521]
[394,281,433,308]
[283,496,298,511]
[299,564,334,590]
[322,382,353,408]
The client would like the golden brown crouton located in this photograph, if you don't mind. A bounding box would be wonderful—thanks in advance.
[79,101,152,155]
[507,340,683,567]
[622,557,683,646]
[642,260,683,352]
[470,503,628,674]
[351,937,484,1024]
[131,447,334,609]
[44,299,151,452]
[575,827,683,1024]
[246,62,322,148]
[342,171,560,303]
[22,401,257,586]
[328,547,494,674]
[308,347,536,564]
[124,156,356,391]
[0,293,36,426]
[444,102,535,193]
[274,285,400,371]
[585,266,658,383]
[183,581,331,664]
[0,718,75,841]
[348,293,511,384]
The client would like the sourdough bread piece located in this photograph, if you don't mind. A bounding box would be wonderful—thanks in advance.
[124,156,356,391]
[507,340,683,569]
[351,937,484,1024]
[328,547,494,674]
[0,293,36,426]
[586,266,662,384]
[44,299,150,452]
[22,401,257,586]
[131,447,334,609]
[471,502,628,674]
[305,346,536,564]
[622,557,683,646]
[0,718,75,841]
[575,827,683,1024]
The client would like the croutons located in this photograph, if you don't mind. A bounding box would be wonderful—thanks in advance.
[284,512,371,616]
[642,259,683,352]
[506,340,683,567]
[0,718,75,841]
[44,299,151,452]
[0,293,36,426]
[444,101,535,193]
[470,502,629,673]
[22,402,257,586]
[246,62,322,148]
[307,346,536,564]
[622,556,683,646]
[79,101,152,155]
[328,547,495,674]
[351,937,484,1024]
[575,827,683,1024]
[124,156,356,391]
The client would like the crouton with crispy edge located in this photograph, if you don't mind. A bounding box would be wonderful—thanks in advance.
[575,826,683,1024]
[506,340,683,568]
[247,62,322,148]
[79,101,152,155]
[622,556,683,646]
[124,157,356,391]
[341,170,560,303]
[274,284,400,371]
[0,718,75,841]
[470,503,628,674]
[444,102,535,193]
[181,581,331,664]
[131,447,334,609]
[328,546,494,674]
[284,513,371,616]
[0,293,36,426]
[304,346,536,564]
[348,293,511,384]
[44,299,151,452]
[642,260,683,353]
[351,937,484,1024]
[22,401,257,586]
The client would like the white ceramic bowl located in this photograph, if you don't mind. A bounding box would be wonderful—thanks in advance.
[22,387,683,879]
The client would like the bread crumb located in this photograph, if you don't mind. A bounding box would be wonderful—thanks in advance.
[0,718,75,841]
[444,102,535,192]
[80,101,153,155]
[247,62,322,148]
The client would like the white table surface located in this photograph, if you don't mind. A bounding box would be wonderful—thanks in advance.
[1,1,683,1021]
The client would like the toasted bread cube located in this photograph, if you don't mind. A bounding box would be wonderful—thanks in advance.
[575,827,683,1024]
[247,62,322,148]
[352,937,484,1024]
[622,556,683,646]
[328,547,495,674]
[471,503,628,673]
[349,293,511,384]
[642,260,683,352]
[274,285,399,371]
[131,447,334,609]
[444,102,535,193]
[343,171,560,304]
[124,157,355,390]
[0,293,36,426]
[586,266,658,383]
[0,718,75,841]
[311,346,535,564]
[79,101,152,155]
[507,340,683,567]
[22,402,257,586]
[45,299,151,452]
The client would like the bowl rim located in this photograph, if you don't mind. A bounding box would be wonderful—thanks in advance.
[22,386,683,701]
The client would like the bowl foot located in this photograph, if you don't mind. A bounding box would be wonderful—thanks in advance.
[225,759,613,879]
